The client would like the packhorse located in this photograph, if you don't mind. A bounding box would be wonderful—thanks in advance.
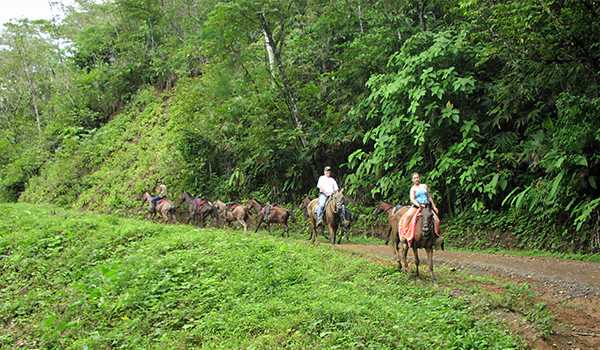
[306,189,347,247]
[214,199,250,232]
[245,198,297,237]
[299,196,312,221]
[142,191,178,224]
[395,204,444,285]
[178,191,219,228]
[373,201,405,245]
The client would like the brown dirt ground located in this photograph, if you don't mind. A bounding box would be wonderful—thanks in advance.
[336,243,600,350]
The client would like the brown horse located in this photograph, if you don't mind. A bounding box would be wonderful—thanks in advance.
[338,204,354,244]
[396,205,444,285]
[306,190,346,247]
[373,201,403,245]
[141,191,178,224]
[246,198,297,237]
[178,191,219,228]
[299,196,312,220]
[214,199,250,232]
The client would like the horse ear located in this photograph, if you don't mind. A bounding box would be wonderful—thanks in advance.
[340,188,344,194]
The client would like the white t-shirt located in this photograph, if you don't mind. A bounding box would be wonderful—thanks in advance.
[317,175,339,195]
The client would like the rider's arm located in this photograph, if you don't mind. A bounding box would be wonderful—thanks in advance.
[318,185,330,196]
[410,186,419,207]
[425,185,438,213]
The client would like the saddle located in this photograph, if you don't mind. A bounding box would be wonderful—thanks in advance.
[227,204,239,211]
[313,197,333,215]
[194,198,208,206]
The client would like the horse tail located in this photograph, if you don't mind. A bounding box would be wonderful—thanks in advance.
[287,210,297,223]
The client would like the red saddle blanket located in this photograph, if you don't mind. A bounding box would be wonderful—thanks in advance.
[398,208,421,247]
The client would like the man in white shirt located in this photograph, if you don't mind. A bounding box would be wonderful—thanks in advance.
[316,166,339,226]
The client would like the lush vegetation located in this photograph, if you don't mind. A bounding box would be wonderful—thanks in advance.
[1,202,541,348]
[1,0,599,254]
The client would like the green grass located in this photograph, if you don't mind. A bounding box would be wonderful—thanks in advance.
[1,203,525,349]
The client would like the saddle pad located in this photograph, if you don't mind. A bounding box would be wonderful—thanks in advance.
[399,207,421,247]
[195,200,207,206]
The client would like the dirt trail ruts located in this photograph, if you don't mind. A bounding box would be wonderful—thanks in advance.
[338,244,600,350]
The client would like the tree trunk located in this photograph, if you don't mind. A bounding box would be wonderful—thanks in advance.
[259,13,309,149]
[264,30,277,87]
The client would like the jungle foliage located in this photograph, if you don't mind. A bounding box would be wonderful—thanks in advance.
[1,0,599,253]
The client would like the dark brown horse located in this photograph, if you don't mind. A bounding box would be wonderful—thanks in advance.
[299,196,312,220]
[306,190,346,247]
[338,204,354,244]
[142,191,178,224]
[373,201,403,245]
[214,200,250,232]
[396,205,444,285]
[178,191,219,228]
[246,199,297,237]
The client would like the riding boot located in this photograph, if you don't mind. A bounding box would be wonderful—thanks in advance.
[148,203,155,213]
[316,215,323,227]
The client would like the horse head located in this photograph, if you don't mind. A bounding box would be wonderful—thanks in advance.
[178,191,189,205]
[299,196,311,210]
[331,189,345,214]
[419,205,433,239]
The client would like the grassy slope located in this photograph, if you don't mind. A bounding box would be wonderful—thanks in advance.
[0,203,524,349]
[21,87,185,214]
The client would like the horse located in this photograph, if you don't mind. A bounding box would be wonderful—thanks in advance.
[214,199,250,232]
[299,196,312,220]
[178,191,219,228]
[373,201,404,245]
[244,198,264,217]
[141,191,178,224]
[338,204,354,244]
[395,204,444,285]
[306,189,346,247]
[246,198,297,237]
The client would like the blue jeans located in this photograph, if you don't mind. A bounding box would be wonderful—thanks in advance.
[151,196,163,206]
[317,193,328,220]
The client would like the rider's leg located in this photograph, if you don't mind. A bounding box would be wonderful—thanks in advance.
[316,194,327,225]
[433,213,440,235]
[401,206,417,232]
[150,196,160,212]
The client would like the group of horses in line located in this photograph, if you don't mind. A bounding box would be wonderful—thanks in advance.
[142,189,444,284]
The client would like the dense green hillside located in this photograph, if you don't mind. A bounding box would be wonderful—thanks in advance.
[1,203,529,348]
[1,0,599,253]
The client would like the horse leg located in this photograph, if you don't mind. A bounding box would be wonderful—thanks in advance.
[254,215,263,233]
[329,223,336,248]
[426,247,437,285]
[385,225,391,245]
[399,241,409,272]
[280,223,289,237]
[412,246,420,279]
[238,217,248,232]
[171,209,178,225]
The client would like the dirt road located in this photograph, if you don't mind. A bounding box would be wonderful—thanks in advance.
[338,244,600,350]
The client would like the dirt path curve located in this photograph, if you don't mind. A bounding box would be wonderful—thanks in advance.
[338,244,600,350]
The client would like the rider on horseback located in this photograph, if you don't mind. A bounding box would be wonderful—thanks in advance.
[316,166,339,227]
[149,179,168,213]
[400,172,440,235]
